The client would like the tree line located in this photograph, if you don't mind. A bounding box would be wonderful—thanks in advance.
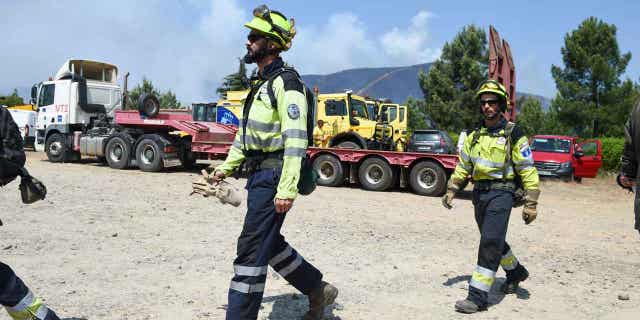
[408,17,639,139]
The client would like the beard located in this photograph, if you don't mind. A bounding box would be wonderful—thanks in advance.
[243,43,270,64]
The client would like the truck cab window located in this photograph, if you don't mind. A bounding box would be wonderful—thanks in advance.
[325,100,347,116]
[39,84,55,106]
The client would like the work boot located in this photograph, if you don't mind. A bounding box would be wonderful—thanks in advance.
[454,299,486,314]
[303,281,339,320]
[501,266,529,294]
[7,297,60,320]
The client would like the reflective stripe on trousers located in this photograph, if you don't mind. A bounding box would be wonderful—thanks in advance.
[226,168,322,320]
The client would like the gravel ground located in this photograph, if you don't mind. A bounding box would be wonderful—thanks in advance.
[1,151,639,320]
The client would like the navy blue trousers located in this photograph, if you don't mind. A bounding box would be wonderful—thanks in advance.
[467,189,526,307]
[226,168,323,320]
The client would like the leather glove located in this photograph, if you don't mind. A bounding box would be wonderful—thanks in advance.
[523,189,540,224]
[191,170,241,207]
[442,177,465,209]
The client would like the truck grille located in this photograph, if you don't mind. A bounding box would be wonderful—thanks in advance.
[534,161,560,171]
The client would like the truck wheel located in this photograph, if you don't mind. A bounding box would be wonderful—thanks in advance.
[359,157,393,191]
[136,138,164,172]
[313,154,344,187]
[180,151,197,169]
[45,133,67,163]
[409,161,447,196]
[105,136,132,169]
[336,141,361,149]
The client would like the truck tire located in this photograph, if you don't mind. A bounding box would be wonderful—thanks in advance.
[135,138,164,172]
[337,141,361,149]
[105,135,132,169]
[313,154,344,187]
[409,161,447,196]
[359,157,393,191]
[45,133,68,163]
[138,93,160,118]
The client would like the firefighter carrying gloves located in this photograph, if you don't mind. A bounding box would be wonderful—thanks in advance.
[442,80,540,314]
[207,5,337,320]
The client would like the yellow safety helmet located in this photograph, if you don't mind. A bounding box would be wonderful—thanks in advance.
[245,5,296,51]
[476,79,509,112]
[476,79,509,101]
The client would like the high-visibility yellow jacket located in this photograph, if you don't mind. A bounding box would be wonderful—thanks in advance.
[451,120,539,191]
[215,58,308,199]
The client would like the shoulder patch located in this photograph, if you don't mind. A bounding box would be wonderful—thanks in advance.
[520,141,532,158]
[287,104,300,119]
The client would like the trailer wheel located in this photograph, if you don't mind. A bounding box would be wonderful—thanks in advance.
[313,154,344,187]
[136,138,164,172]
[359,157,394,191]
[409,161,447,196]
[105,136,132,169]
[45,133,68,163]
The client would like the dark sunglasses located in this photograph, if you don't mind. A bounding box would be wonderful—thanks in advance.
[479,99,499,107]
[247,33,266,43]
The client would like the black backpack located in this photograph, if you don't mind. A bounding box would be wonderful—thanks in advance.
[262,67,318,195]
[0,108,26,185]
[265,67,316,146]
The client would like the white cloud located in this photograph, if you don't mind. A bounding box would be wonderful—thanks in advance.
[0,3,441,102]
[379,11,441,65]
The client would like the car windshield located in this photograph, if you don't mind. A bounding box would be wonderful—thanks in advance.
[531,138,571,153]
[413,132,440,142]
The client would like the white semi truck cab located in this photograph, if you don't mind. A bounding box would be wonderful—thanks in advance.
[32,59,122,159]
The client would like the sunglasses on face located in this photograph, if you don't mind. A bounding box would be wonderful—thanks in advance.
[479,99,499,107]
[247,33,265,43]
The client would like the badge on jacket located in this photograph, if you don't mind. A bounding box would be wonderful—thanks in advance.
[287,104,300,119]
[520,141,532,158]
[496,137,507,145]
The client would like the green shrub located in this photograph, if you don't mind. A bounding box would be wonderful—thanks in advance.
[599,137,625,172]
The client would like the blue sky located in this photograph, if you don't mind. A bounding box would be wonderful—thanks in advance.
[1,0,638,102]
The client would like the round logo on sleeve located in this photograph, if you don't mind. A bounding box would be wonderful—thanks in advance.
[287,104,300,119]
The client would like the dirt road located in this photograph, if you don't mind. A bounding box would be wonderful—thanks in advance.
[1,152,639,319]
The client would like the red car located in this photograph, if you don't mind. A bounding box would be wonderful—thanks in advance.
[530,135,602,182]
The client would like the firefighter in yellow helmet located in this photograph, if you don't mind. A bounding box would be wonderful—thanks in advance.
[442,80,540,313]
[207,5,337,320]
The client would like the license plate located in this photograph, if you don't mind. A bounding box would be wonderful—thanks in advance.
[537,170,552,175]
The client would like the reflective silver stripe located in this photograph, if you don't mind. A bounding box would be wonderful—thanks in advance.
[472,156,505,169]
[514,157,534,166]
[500,250,519,271]
[283,129,308,140]
[269,245,293,266]
[234,265,268,277]
[232,140,242,149]
[284,147,306,157]
[240,135,284,149]
[469,266,496,292]
[469,278,492,292]
[35,305,49,319]
[278,255,303,277]
[6,290,34,312]
[485,167,514,179]
[476,265,496,277]
[241,119,281,133]
[460,150,471,162]
[515,164,534,171]
[229,281,265,294]
[457,162,473,172]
